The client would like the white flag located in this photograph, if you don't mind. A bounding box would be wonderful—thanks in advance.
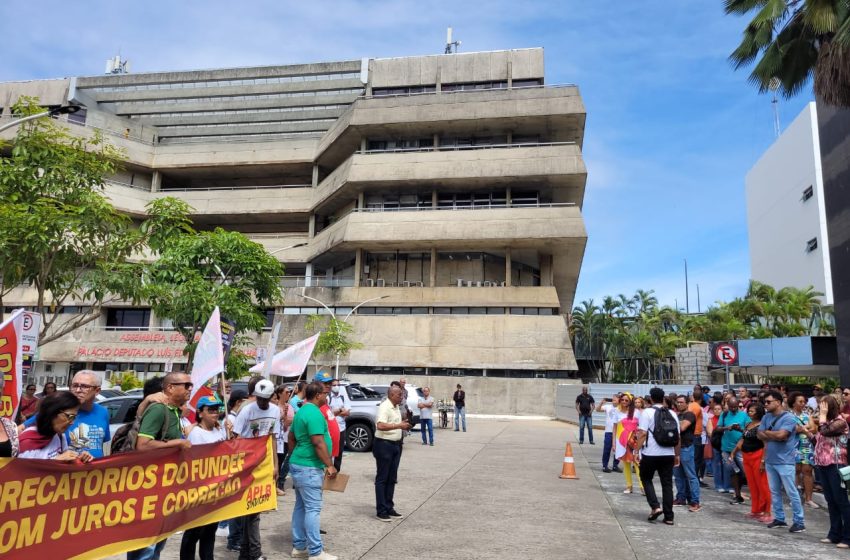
[249,333,320,378]
[190,307,224,398]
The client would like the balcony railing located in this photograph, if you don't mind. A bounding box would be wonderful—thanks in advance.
[353,202,576,213]
[361,141,575,156]
[358,83,578,100]
[162,184,311,192]
[280,276,355,288]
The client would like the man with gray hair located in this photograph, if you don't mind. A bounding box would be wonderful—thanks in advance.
[22,370,111,458]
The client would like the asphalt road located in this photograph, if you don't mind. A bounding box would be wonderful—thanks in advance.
[104,420,847,560]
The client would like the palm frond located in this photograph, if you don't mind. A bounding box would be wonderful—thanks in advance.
[803,0,841,34]
[724,0,772,15]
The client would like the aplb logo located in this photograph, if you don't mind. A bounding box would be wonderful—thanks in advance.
[245,484,272,511]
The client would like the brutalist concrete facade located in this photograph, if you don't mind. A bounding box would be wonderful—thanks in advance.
[0,48,588,383]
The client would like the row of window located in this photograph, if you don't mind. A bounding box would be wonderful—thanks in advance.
[347,366,573,379]
[365,135,541,151]
[283,306,556,316]
[139,104,349,119]
[155,118,338,130]
[89,72,362,93]
[101,88,364,106]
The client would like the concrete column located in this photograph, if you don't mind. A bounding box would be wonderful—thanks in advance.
[360,138,367,154]
[357,192,365,209]
[312,164,319,188]
[507,55,513,88]
[305,263,313,288]
[540,254,553,287]
[308,215,316,238]
[431,191,438,209]
[433,133,439,148]
[506,187,512,208]
[436,67,442,93]
[354,249,362,287]
[151,171,162,193]
[505,247,512,287]
[430,248,437,287]
[506,132,513,145]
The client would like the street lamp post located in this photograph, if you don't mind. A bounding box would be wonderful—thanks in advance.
[0,105,82,134]
[299,291,390,379]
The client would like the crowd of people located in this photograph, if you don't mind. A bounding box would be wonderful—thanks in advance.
[583,382,850,547]
[0,369,454,560]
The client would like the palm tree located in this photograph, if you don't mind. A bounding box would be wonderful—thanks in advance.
[725,0,850,108]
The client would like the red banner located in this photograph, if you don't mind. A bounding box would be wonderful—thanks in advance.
[0,310,24,420]
[0,437,276,559]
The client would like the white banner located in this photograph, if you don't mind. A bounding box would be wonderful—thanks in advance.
[189,307,224,398]
[249,333,320,378]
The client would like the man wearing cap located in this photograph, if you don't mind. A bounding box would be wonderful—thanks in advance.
[233,378,280,560]
[314,371,342,472]
[374,385,410,522]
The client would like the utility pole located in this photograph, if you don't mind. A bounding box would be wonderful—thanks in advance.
[684,259,690,314]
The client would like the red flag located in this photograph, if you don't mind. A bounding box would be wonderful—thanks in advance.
[185,385,216,423]
[0,310,25,420]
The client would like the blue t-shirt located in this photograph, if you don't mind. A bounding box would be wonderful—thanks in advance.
[25,403,111,458]
[759,411,799,465]
[718,410,749,452]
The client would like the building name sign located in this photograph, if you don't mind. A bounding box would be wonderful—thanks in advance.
[76,345,187,359]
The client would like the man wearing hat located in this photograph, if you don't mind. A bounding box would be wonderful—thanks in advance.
[314,371,342,472]
[233,378,280,560]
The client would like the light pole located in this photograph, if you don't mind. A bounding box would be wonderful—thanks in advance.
[0,105,82,134]
[268,242,307,256]
[299,291,390,379]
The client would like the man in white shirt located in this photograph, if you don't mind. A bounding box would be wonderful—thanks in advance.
[635,387,680,525]
[596,394,621,473]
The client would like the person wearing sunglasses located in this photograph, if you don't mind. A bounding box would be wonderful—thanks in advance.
[18,391,93,462]
[22,371,111,458]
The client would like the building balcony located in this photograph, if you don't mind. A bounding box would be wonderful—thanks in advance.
[317,85,586,168]
[313,142,586,213]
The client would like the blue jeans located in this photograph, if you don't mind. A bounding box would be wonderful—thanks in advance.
[420,418,434,444]
[290,463,325,556]
[602,432,620,470]
[674,445,700,504]
[766,463,804,526]
[578,414,593,443]
[454,406,466,431]
[711,449,729,490]
[126,540,166,560]
[816,464,850,544]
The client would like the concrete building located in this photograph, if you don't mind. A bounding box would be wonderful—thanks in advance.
[0,48,588,386]
[745,102,833,304]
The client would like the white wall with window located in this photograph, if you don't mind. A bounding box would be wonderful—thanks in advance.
[745,102,833,304]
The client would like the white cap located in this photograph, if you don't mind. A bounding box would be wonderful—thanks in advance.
[253,379,274,399]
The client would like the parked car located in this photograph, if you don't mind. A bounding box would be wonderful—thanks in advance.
[366,384,424,428]
[98,395,143,454]
[339,382,384,452]
[38,386,128,402]
[124,388,144,397]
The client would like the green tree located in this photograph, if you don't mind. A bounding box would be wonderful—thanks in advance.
[143,198,284,365]
[725,0,850,107]
[0,97,147,344]
[304,315,363,375]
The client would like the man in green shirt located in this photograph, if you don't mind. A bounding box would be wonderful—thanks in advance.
[288,382,338,560]
[128,373,192,560]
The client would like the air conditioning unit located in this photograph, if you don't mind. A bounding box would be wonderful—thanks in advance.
[451,369,461,376]
[366,278,375,287]
[456,278,464,287]
[376,278,385,287]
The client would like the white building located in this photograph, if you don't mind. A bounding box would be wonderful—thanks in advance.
[745,102,833,304]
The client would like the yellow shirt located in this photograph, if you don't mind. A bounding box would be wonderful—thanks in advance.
[375,399,402,441]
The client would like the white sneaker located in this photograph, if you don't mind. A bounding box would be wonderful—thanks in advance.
[215,527,229,538]
[308,552,337,560]
[291,548,309,559]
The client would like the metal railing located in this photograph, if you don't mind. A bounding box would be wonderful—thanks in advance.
[359,83,578,100]
[280,276,355,288]
[360,140,575,155]
[353,202,576,213]
[105,179,153,192]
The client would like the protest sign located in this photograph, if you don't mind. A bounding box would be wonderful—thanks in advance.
[0,437,276,559]
[0,310,25,420]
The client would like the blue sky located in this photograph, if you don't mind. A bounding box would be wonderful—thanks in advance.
[0,1,813,311]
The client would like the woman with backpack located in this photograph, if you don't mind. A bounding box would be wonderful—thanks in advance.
[813,394,850,549]
[615,392,644,495]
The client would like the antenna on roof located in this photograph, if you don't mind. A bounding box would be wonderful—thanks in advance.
[105,54,131,75]
[445,27,461,54]
[769,77,781,138]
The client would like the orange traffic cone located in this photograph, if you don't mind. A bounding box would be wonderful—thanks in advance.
[559,442,578,479]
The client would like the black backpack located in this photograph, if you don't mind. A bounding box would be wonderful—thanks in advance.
[652,407,680,447]
[111,403,173,454]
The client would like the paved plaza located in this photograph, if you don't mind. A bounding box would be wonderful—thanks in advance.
[106,420,845,560]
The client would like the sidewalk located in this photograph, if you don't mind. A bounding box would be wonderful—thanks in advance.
[106,419,632,560]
